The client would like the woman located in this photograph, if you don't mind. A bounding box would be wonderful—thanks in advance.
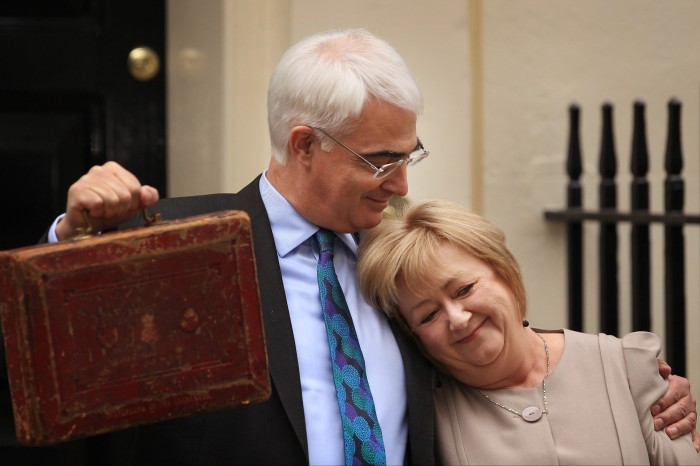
[357,198,699,465]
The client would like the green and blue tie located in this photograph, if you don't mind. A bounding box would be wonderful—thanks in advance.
[313,229,386,466]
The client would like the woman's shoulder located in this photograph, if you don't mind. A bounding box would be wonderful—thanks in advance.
[620,331,662,353]
[592,331,662,369]
[560,329,660,351]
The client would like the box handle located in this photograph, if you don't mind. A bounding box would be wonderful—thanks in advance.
[73,209,162,240]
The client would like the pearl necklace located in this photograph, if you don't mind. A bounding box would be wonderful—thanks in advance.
[478,332,550,423]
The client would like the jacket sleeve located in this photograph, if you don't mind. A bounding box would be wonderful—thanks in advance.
[622,331,699,465]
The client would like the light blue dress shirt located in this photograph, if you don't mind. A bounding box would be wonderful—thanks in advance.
[47,214,65,243]
[259,173,407,466]
[47,174,409,465]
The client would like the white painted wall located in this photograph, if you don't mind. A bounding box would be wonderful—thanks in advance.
[167,0,699,408]
[481,0,700,407]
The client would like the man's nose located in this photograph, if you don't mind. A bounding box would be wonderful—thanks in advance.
[380,164,409,197]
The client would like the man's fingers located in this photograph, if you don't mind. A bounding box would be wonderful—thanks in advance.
[140,185,160,208]
[653,374,691,416]
[654,392,696,439]
[58,162,159,239]
[89,163,142,215]
[657,358,672,379]
[85,183,136,219]
[662,410,698,442]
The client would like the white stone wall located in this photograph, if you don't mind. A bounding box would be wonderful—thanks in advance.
[167,0,700,406]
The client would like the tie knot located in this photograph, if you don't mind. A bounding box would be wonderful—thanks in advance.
[314,228,336,254]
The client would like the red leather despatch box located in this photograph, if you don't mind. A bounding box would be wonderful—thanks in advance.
[0,210,270,445]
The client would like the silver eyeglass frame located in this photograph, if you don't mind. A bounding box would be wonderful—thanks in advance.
[311,127,429,179]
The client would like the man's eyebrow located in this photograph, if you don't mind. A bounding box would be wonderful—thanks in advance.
[362,150,407,159]
[362,139,422,159]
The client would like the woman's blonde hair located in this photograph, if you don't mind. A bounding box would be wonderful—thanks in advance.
[357,198,527,320]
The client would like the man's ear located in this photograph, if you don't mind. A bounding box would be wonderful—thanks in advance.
[288,126,314,167]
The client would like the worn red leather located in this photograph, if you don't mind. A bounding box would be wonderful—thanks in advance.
[0,210,270,445]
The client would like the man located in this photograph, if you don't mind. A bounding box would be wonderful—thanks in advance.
[38,29,698,464]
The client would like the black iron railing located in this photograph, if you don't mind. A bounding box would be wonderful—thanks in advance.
[544,99,698,376]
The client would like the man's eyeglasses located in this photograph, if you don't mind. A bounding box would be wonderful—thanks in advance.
[311,127,429,179]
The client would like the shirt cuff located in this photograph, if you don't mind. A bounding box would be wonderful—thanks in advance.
[47,213,66,243]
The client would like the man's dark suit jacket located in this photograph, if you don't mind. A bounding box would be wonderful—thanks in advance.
[3,175,434,465]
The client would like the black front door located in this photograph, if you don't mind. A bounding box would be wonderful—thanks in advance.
[0,0,166,250]
[0,1,166,463]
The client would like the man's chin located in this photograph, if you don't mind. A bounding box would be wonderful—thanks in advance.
[355,212,384,231]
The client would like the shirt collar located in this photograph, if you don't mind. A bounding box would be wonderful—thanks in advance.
[259,171,359,258]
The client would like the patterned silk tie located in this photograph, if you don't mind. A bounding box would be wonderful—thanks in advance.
[313,229,386,466]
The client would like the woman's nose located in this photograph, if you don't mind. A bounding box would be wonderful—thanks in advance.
[447,303,472,331]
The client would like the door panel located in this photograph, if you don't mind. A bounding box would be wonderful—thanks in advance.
[0,93,103,246]
[0,0,166,250]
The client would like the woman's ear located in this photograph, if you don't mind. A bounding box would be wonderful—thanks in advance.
[288,126,314,166]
